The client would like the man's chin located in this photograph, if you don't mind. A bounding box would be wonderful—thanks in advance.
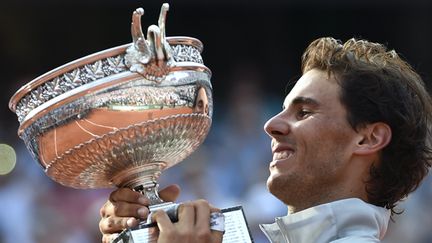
[266,173,298,204]
[266,174,284,196]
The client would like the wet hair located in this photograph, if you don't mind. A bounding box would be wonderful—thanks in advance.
[301,37,432,214]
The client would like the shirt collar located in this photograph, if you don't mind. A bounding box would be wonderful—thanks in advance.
[260,198,390,243]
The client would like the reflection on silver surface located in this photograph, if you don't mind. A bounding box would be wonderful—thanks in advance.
[46,114,211,189]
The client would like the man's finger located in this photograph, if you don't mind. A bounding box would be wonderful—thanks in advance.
[99,216,133,234]
[109,187,149,205]
[112,201,150,219]
[211,230,224,243]
[194,200,211,228]
[209,203,221,214]
[193,200,214,241]
[100,201,112,218]
[152,210,175,233]
[176,202,195,233]
[102,233,119,243]
[159,184,181,202]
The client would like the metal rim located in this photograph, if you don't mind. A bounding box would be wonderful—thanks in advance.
[9,37,205,112]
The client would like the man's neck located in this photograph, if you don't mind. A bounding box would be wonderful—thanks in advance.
[287,194,370,214]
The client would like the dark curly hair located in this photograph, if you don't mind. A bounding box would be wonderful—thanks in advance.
[301,37,432,214]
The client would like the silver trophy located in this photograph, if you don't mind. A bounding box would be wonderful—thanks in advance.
[9,4,252,242]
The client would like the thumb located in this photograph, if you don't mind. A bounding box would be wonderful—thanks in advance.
[159,184,181,202]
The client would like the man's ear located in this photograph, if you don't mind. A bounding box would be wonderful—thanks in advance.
[353,122,392,155]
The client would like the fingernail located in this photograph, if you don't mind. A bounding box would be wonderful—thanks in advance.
[137,207,148,218]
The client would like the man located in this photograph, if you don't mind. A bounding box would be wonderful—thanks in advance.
[99,37,432,242]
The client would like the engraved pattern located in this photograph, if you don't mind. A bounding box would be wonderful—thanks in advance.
[106,55,127,74]
[172,45,203,64]
[21,97,91,142]
[15,54,127,123]
[45,114,211,189]
[15,44,204,124]
[84,60,105,81]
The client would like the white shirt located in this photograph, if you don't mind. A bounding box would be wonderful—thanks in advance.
[259,198,390,243]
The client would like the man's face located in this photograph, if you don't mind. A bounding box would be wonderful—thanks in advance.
[264,69,359,209]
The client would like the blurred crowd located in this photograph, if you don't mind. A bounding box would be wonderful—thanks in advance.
[1,63,432,243]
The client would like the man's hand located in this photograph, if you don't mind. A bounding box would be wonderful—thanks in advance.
[152,200,223,243]
[99,184,180,243]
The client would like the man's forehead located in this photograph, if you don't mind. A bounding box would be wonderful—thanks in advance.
[283,96,321,107]
[282,69,339,108]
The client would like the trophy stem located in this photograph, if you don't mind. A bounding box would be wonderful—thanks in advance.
[112,162,167,205]
[134,183,164,205]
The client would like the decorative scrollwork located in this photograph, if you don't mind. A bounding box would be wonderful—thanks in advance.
[172,45,203,64]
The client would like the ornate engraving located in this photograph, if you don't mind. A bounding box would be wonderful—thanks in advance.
[44,114,211,188]
[106,56,127,74]
[84,60,105,81]
[15,54,127,123]
[15,42,204,124]
[64,69,83,88]
[172,45,203,64]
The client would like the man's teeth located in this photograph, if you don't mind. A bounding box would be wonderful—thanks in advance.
[274,151,293,160]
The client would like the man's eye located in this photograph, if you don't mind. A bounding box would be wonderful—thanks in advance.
[297,109,312,119]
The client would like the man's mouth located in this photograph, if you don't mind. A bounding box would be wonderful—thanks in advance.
[273,150,294,161]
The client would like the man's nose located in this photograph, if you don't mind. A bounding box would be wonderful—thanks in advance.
[264,112,290,137]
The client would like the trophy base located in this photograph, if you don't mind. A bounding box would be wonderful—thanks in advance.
[112,206,254,243]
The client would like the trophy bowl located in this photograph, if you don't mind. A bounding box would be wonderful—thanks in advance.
[8,4,213,205]
[9,4,256,242]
